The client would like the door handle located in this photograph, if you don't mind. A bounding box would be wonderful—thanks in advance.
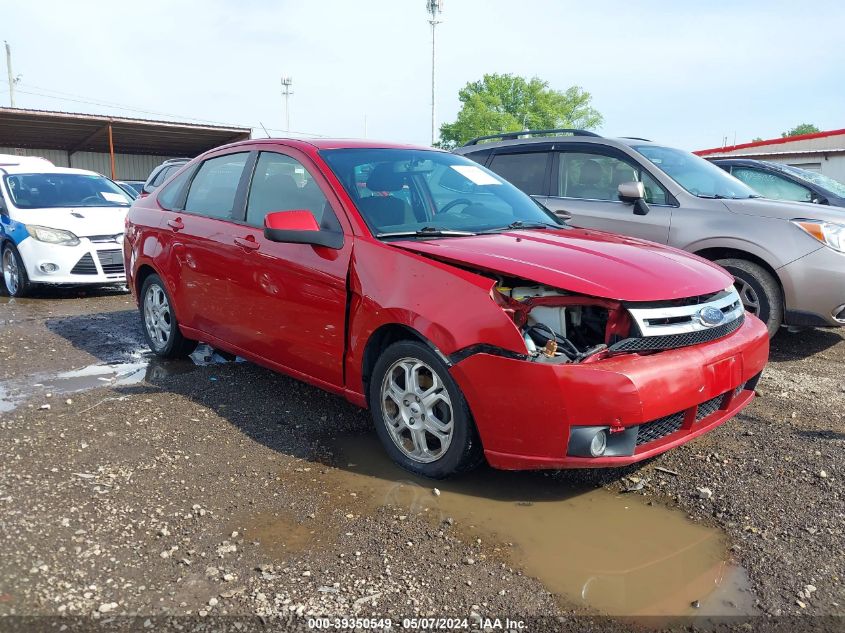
[234,236,260,251]
[167,218,184,231]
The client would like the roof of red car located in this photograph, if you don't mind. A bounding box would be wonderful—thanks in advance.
[219,137,439,153]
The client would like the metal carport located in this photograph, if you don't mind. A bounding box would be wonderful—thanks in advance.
[0,108,251,180]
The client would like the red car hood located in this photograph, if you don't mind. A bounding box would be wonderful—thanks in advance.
[391,228,732,302]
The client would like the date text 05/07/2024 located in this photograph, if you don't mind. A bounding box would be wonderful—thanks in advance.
[306,617,527,630]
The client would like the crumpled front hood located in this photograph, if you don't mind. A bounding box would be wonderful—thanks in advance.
[391,228,733,302]
[13,206,127,237]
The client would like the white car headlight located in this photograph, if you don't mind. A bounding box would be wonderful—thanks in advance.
[25,225,81,246]
[791,219,845,253]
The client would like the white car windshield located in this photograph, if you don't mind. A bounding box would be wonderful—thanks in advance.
[4,173,132,209]
[320,148,563,237]
[634,145,759,200]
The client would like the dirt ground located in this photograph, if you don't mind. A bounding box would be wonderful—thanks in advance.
[0,288,842,632]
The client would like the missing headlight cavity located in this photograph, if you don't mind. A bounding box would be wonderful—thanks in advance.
[495,283,627,363]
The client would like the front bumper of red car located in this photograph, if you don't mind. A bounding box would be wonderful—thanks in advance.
[449,315,769,470]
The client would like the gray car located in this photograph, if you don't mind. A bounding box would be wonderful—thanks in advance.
[455,129,845,336]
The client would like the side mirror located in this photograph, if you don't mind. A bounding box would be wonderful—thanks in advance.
[264,210,343,249]
[617,181,650,216]
[811,195,828,205]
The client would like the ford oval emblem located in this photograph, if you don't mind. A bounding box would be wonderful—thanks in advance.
[698,306,724,327]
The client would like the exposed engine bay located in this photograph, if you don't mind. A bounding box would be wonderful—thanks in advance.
[493,281,631,364]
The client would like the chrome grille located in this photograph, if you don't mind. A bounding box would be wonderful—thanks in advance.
[628,288,745,337]
[96,249,124,275]
[70,253,97,275]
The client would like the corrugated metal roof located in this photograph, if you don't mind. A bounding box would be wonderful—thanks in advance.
[0,107,251,156]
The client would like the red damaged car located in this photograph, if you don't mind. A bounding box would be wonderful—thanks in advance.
[125,139,769,478]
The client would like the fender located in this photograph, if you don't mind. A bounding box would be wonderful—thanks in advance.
[344,238,526,403]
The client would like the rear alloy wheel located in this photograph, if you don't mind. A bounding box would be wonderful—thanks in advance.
[369,340,483,478]
[140,274,197,358]
[2,243,31,298]
[716,258,783,337]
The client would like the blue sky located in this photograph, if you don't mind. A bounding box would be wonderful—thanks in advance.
[2,0,843,150]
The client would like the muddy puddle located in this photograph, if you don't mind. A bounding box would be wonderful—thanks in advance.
[306,434,759,619]
[0,344,228,413]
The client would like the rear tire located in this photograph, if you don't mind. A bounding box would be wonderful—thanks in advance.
[139,273,197,358]
[716,258,782,337]
[369,340,483,479]
[1,243,32,298]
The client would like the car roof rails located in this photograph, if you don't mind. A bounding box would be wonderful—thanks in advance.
[462,128,602,147]
[619,136,652,142]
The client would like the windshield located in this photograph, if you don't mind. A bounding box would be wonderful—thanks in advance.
[3,173,132,209]
[777,164,845,198]
[633,145,758,199]
[319,148,563,236]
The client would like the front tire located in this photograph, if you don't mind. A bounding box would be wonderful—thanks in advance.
[716,258,782,337]
[1,243,32,298]
[369,340,483,479]
[139,273,197,358]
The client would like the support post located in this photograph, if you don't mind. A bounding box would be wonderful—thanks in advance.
[108,123,116,180]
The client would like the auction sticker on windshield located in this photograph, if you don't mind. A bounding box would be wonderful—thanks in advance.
[450,164,501,185]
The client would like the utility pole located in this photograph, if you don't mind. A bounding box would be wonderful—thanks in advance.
[426,0,443,146]
[281,76,293,133]
[5,41,16,108]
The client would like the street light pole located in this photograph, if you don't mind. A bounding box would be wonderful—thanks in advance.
[5,41,16,108]
[281,76,293,133]
[426,0,443,146]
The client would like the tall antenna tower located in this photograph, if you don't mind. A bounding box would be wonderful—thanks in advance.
[281,76,294,133]
[426,0,443,146]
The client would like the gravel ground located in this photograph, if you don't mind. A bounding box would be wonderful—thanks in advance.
[0,290,842,632]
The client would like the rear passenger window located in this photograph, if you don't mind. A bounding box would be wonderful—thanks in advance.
[487,152,548,195]
[151,165,175,187]
[246,152,340,230]
[157,165,195,211]
[184,153,249,220]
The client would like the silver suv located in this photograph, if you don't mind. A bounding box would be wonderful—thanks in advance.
[455,129,845,336]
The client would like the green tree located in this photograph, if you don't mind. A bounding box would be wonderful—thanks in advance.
[438,73,602,148]
[781,123,820,138]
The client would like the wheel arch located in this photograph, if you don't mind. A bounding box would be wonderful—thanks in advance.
[361,323,449,406]
[694,247,783,291]
[694,246,785,322]
[134,264,159,297]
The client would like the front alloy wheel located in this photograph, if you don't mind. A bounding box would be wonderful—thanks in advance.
[2,245,30,297]
[369,340,483,478]
[380,357,454,463]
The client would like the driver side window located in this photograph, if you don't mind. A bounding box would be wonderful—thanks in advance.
[732,168,813,203]
[245,152,340,230]
[557,152,668,205]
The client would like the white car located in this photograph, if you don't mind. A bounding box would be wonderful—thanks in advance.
[0,155,132,297]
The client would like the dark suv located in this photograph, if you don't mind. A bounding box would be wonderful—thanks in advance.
[455,129,845,335]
